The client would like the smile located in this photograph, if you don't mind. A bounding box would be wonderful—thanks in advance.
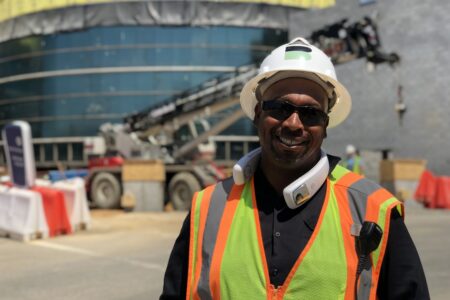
[277,134,307,147]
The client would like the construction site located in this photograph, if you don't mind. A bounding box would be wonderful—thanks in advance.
[0,0,449,299]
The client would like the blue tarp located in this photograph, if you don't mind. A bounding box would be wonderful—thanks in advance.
[48,169,88,182]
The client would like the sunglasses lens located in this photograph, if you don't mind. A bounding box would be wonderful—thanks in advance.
[269,102,294,120]
[262,100,327,126]
[298,107,326,126]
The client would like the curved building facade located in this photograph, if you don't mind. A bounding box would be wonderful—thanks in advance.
[0,0,339,138]
[0,25,286,137]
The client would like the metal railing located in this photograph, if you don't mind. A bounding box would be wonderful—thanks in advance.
[211,135,260,166]
[0,137,88,169]
[0,135,259,169]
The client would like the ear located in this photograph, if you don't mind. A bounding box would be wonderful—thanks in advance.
[253,102,262,126]
[323,118,329,138]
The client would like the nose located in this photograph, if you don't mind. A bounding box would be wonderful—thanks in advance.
[282,111,304,131]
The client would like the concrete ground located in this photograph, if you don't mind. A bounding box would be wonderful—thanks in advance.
[402,200,450,299]
[0,201,448,299]
[0,210,187,300]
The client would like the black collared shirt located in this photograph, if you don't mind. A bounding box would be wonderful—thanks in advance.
[161,155,429,299]
[255,155,328,287]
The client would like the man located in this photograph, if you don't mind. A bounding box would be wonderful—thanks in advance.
[342,144,365,175]
[161,38,429,299]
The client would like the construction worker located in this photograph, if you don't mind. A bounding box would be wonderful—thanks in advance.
[342,144,365,175]
[161,38,429,299]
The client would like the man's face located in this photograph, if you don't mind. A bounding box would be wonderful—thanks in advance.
[254,77,329,172]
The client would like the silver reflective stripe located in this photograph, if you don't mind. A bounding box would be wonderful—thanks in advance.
[350,223,362,236]
[347,178,380,224]
[197,178,234,300]
[358,269,372,300]
[347,178,381,300]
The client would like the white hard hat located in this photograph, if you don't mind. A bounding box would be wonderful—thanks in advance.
[240,37,352,128]
[346,144,356,155]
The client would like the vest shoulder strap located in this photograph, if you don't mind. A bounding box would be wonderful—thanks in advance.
[187,177,237,300]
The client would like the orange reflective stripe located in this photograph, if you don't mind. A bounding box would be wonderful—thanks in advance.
[186,192,199,300]
[365,189,394,223]
[278,179,331,298]
[365,188,397,300]
[334,183,360,300]
[368,201,399,300]
[335,171,362,187]
[334,171,361,300]
[192,185,215,300]
[250,178,272,297]
[209,183,244,300]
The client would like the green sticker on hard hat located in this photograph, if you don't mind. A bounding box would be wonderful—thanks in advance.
[284,45,312,60]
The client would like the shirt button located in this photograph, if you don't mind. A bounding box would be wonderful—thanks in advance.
[272,268,279,276]
[274,232,281,237]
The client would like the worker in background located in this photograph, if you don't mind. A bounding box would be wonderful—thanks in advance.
[342,144,365,175]
[161,37,429,299]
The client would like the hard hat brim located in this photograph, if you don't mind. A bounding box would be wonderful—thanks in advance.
[240,70,352,128]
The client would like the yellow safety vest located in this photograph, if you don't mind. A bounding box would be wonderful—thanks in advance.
[187,165,403,300]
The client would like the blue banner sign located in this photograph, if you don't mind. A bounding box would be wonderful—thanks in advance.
[2,121,36,188]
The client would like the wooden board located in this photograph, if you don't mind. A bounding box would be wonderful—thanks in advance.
[379,159,426,181]
[0,228,45,242]
[121,160,165,182]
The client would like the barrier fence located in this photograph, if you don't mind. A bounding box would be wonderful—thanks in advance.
[414,170,450,209]
[0,177,91,241]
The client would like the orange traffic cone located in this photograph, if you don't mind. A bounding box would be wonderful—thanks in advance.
[433,177,450,209]
[414,170,436,207]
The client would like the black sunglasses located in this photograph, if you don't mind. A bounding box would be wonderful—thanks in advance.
[261,100,329,126]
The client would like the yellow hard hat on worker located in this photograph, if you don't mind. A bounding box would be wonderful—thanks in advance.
[240,37,352,128]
